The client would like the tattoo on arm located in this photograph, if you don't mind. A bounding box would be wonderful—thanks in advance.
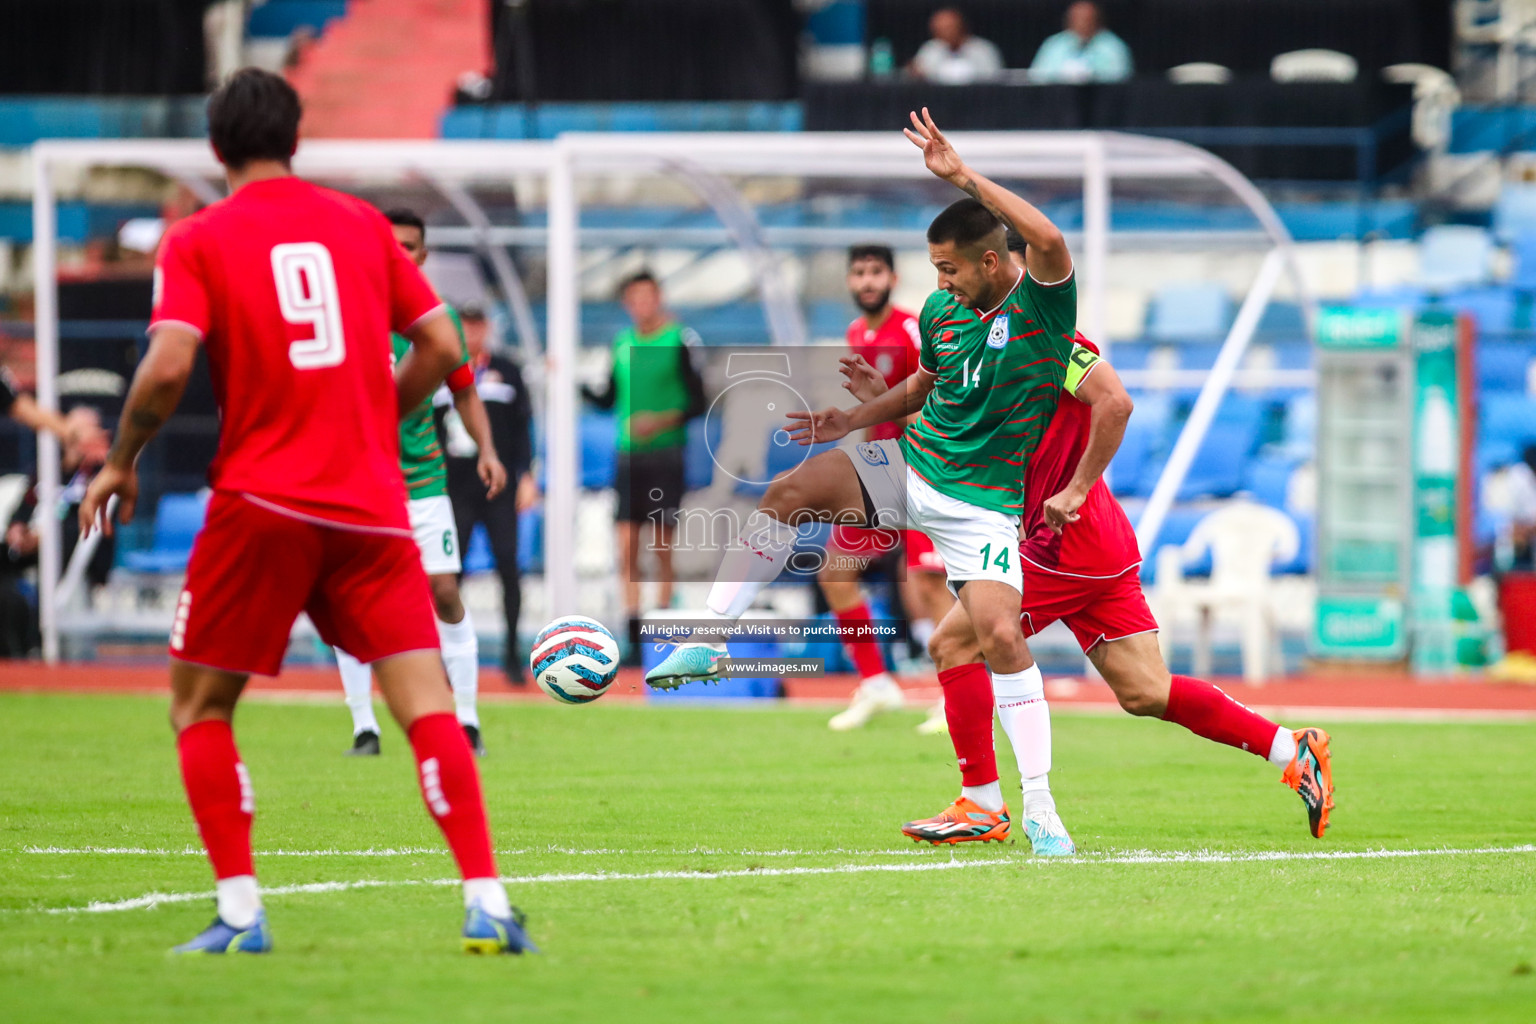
[960,177,1007,224]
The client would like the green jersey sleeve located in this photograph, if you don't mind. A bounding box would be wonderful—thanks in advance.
[1022,268,1079,349]
[447,306,470,371]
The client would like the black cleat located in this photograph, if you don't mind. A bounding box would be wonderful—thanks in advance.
[346,730,381,756]
[463,723,486,757]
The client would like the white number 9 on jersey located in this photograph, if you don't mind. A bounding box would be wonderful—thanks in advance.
[271,242,346,369]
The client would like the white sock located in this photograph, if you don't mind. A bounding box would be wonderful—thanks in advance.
[438,611,480,729]
[993,665,1054,807]
[1267,726,1297,768]
[705,511,800,620]
[336,647,379,737]
[962,780,1005,813]
[463,876,511,918]
[910,617,936,651]
[216,875,262,929]
[1021,774,1056,817]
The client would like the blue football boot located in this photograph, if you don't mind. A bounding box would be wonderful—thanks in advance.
[644,642,726,690]
[1023,809,1078,857]
[462,904,539,955]
[171,909,272,954]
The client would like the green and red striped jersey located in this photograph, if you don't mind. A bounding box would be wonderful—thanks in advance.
[902,269,1079,514]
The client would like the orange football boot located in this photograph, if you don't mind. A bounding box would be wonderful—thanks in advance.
[1281,727,1335,838]
[901,796,1010,845]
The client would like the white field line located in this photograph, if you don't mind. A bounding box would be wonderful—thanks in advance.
[18,845,943,858]
[24,844,1536,916]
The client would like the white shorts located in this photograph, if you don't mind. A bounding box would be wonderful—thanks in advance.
[408,494,461,576]
[840,438,1022,595]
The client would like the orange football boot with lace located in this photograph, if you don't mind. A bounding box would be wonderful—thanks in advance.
[1281,727,1335,838]
[901,796,1010,845]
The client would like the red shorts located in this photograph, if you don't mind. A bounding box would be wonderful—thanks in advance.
[828,527,946,573]
[1019,564,1158,654]
[172,492,440,676]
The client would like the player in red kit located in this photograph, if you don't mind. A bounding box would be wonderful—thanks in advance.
[78,69,534,955]
[840,237,1335,847]
[824,244,956,732]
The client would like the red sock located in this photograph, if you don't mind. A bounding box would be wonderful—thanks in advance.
[939,662,998,786]
[177,720,254,880]
[835,602,888,681]
[1163,675,1280,759]
[408,712,497,880]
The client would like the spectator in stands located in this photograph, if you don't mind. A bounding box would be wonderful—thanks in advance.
[1,363,69,441]
[582,271,707,662]
[436,309,538,684]
[1029,1,1133,84]
[910,7,1003,85]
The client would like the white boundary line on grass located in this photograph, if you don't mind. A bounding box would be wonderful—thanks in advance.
[18,845,943,858]
[26,844,1536,916]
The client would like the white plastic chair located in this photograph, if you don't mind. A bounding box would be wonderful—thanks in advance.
[1167,62,1232,85]
[1417,224,1494,292]
[1270,49,1359,83]
[1151,501,1300,683]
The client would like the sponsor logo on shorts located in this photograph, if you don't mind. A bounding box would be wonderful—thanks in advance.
[986,315,1009,349]
[857,443,889,466]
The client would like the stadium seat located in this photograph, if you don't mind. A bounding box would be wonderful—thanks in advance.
[463,523,495,574]
[1177,395,1266,499]
[1244,451,1302,509]
[580,413,617,489]
[1137,505,1207,583]
[1254,301,1307,340]
[1417,225,1493,292]
[1146,282,1232,342]
[519,507,543,573]
[121,492,209,573]
[1278,392,1317,456]
[1509,231,1536,294]
[1494,184,1536,242]
[1110,407,1160,497]
[1439,288,1515,334]
[1481,392,1536,451]
[1478,342,1533,394]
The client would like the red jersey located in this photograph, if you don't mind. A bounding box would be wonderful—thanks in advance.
[150,177,443,532]
[846,307,920,441]
[1020,335,1142,578]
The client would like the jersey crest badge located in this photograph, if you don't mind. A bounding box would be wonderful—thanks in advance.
[857,442,889,466]
[986,315,1009,349]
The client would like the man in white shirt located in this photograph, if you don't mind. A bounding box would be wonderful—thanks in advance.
[910,7,1003,85]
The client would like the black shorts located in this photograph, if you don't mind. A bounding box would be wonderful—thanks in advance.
[616,447,686,524]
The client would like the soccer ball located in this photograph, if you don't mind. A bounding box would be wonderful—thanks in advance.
[530,615,620,704]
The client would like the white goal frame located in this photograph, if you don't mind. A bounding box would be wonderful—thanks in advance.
[31,132,1307,664]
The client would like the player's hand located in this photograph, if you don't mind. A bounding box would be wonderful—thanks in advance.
[1042,485,1087,535]
[478,448,508,500]
[840,355,890,403]
[785,406,852,445]
[514,472,540,512]
[79,463,137,538]
[629,411,672,441]
[904,107,966,186]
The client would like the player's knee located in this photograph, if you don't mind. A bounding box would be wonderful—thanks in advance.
[928,629,979,671]
[975,615,1024,662]
[761,473,806,523]
[1106,665,1170,717]
[431,583,464,624]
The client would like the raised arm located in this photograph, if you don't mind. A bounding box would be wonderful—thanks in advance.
[904,107,1073,284]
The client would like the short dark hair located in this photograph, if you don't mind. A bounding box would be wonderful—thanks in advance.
[847,243,895,270]
[1005,230,1028,256]
[927,198,1006,256]
[619,269,659,294]
[384,208,426,240]
[207,68,301,171]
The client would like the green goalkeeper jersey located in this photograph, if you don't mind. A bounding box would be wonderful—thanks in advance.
[394,307,469,500]
[902,269,1078,514]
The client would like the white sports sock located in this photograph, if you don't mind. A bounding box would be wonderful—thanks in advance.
[962,781,1004,813]
[1021,775,1056,817]
[438,611,480,729]
[463,877,511,918]
[994,665,1054,806]
[910,617,936,651]
[1267,726,1297,769]
[216,875,262,929]
[705,511,800,621]
[336,647,379,737]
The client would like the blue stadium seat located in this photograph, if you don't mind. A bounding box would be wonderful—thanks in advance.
[1439,288,1515,334]
[1255,302,1307,340]
[1244,452,1302,509]
[1110,412,1159,497]
[1146,282,1232,342]
[1479,439,1520,474]
[580,413,617,489]
[1277,393,1317,457]
[1510,231,1536,294]
[518,508,542,573]
[1494,184,1536,242]
[1274,511,1315,575]
[1177,395,1266,499]
[1417,225,1493,292]
[1481,392,1536,450]
[1478,342,1533,393]
[121,492,208,573]
[685,415,723,491]
[1137,505,1208,583]
[463,523,495,574]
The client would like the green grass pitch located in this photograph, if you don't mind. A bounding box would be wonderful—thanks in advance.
[2,691,1535,1023]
